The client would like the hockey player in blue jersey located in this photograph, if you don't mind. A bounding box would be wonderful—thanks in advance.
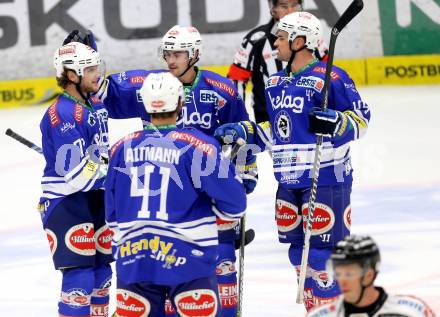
[105,72,247,317]
[84,25,256,317]
[214,12,371,311]
[39,42,112,317]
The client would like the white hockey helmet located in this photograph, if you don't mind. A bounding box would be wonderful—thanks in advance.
[53,42,101,78]
[159,25,202,62]
[140,72,184,114]
[277,11,322,50]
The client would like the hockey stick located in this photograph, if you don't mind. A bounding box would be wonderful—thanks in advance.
[230,137,247,317]
[5,128,43,154]
[236,214,246,317]
[296,0,364,304]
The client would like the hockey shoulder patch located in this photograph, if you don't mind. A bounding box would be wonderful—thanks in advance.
[109,131,143,159]
[174,289,218,317]
[116,289,151,317]
[169,131,215,156]
[205,77,235,97]
[48,100,60,127]
[74,104,84,123]
[312,66,340,80]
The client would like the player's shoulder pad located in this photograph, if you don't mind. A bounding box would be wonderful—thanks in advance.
[389,294,436,317]
[109,131,144,159]
[107,69,166,88]
[47,95,89,130]
[202,70,238,99]
[310,62,349,82]
[168,128,220,157]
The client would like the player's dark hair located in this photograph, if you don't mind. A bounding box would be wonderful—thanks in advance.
[56,70,70,89]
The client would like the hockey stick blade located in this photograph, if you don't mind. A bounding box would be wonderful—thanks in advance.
[334,0,364,34]
[5,128,43,154]
[295,0,364,305]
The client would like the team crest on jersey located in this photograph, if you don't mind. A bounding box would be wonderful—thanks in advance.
[95,225,113,254]
[276,199,301,232]
[266,76,280,88]
[116,289,151,317]
[65,223,96,256]
[45,228,57,256]
[274,110,292,142]
[296,76,324,93]
[175,289,217,317]
[87,113,96,126]
[301,203,335,236]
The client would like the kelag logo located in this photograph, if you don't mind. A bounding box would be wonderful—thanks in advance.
[379,0,440,55]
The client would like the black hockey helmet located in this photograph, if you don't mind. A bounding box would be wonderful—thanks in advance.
[331,235,381,273]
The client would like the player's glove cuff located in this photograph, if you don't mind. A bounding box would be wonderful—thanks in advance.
[214,120,255,145]
[309,107,349,138]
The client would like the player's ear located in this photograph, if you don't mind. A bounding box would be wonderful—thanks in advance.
[66,70,80,84]
[363,268,376,286]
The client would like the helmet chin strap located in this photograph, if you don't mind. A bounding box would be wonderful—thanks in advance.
[287,43,307,72]
[177,56,199,79]
[353,269,377,305]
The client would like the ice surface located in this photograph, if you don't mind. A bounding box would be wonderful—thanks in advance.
[0,86,439,316]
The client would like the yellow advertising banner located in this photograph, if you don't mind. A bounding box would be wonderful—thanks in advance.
[2,55,439,109]
[367,55,440,85]
[0,78,61,108]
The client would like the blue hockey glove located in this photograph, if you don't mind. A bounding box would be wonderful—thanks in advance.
[214,121,255,145]
[309,107,346,138]
[237,153,258,194]
[62,29,98,51]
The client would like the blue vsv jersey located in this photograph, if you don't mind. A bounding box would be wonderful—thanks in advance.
[39,94,109,223]
[97,68,249,135]
[105,127,247,285]
[258,61,371,189]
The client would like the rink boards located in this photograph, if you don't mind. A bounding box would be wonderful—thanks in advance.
[1,54,439,109]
